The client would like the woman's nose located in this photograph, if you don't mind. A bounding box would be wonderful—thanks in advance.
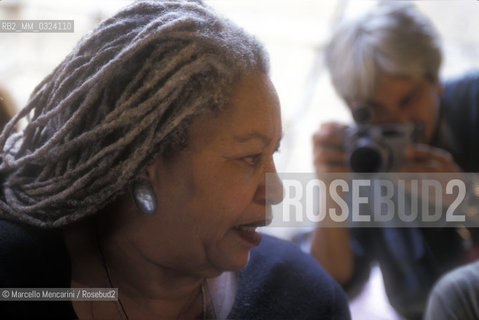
[264,162,284,206]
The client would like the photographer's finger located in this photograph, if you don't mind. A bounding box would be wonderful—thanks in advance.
[405,144,447,160]
[404,145,459,171]
[313,129,344,146]
[314,150,348,174]
[399,158,454,173]
[314,162,349,174]
[317,121,347,135]
[314,148,347,164]
[318,121,347,131]
[399,162,435,173]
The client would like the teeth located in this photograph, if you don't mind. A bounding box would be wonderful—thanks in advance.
[237,226,257,232]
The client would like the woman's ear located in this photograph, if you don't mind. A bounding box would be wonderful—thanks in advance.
[143,157,163,193]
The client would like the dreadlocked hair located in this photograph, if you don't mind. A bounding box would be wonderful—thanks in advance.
[0,0,269,227]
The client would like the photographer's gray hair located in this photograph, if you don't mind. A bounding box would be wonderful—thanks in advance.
[0,0,269,227]
[326,3,442,103]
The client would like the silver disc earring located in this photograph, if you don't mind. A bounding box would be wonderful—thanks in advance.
[132,179,157,215]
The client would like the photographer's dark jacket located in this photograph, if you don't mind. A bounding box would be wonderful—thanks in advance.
[346,71,479,320]
[436,72,479,172]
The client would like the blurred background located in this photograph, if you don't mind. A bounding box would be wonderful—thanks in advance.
[2,0,479,173]
[2,1,479,319]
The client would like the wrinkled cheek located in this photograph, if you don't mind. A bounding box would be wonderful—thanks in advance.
[218,191,254,217]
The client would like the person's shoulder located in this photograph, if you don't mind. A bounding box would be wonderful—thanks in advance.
[0,219,75,319]
[247,234,328,280]
[231,234,351,320]
[441,71,479,105]
[0,218,45,244]
[0,218,45,264]
[443,71,479,87]
[432,260,479,296]
[439,70,479,170]
[0,218,70,287]
[425,261,479,320]
[252,234,338,277]
[0,218,62,257]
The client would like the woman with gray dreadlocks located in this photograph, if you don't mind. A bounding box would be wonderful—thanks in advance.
[0,1,350,319]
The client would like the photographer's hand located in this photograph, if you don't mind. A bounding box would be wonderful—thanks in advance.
[399,144,463,211]
[312,122,349,173]
[311,122,353,285]
[399,144,461,173]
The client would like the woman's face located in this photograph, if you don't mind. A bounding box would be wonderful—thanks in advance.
[127,72,283,277]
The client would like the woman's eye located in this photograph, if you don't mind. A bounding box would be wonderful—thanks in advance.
[242,154,262,166]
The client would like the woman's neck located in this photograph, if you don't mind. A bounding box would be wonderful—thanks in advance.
[103,240,205,319]
[65,220,206,320]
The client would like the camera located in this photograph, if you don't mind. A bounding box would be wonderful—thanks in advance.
[345,106,422,173]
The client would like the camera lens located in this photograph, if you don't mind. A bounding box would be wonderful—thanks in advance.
[349,146,383,172]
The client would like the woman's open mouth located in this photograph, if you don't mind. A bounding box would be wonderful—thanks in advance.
[233,220,270,246]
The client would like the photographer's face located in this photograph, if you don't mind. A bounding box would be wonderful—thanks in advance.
[349,74,442,143]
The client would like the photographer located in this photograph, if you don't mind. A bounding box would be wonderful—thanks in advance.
[311,3,479,319]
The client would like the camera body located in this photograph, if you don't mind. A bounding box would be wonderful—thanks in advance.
[345,106,420,172]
